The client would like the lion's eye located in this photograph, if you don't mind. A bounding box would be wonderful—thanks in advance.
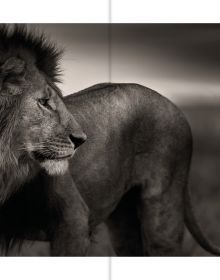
[38,98,51,109]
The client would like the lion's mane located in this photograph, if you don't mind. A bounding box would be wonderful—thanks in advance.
[0,25,62,82]
[0,25,63,209]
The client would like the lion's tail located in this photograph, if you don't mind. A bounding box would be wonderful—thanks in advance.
[184,185,220,255]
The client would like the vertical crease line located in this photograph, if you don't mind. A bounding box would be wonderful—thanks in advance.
[108,0,112,83]
[108,0,112,279]
[109,256,112,280]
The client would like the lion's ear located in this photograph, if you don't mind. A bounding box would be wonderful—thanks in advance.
[1,57,25,75]
[0,57,26,96]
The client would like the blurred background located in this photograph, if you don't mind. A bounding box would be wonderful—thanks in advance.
[7,24,220,256]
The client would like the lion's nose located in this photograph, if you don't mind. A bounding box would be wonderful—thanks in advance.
[69,132,87,149]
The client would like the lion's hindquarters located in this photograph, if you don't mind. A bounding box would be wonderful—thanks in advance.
[133,92,192,255]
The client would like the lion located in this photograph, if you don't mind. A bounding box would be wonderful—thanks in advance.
[0,25,220,256]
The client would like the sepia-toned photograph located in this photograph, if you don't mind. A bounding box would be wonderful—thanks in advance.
[0,24,220,256]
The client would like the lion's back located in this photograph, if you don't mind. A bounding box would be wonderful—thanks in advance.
[66,82,192,150]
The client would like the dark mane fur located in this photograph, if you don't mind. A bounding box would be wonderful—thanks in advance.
[0,25,63,254]
[0,24,62,82]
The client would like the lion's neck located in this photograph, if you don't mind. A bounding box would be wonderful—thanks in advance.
[0,161,32,204]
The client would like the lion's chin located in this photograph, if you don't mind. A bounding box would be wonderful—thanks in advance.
[40,160,69,176]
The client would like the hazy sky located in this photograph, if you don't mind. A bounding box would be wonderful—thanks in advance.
[34,24,220,105]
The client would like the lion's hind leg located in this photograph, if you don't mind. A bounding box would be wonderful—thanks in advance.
[138,160,188,256]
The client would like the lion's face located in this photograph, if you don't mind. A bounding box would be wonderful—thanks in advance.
[0,55,86,176]
[18,81,86,176]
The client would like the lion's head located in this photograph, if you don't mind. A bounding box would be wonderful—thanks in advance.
[0,25,86,180]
